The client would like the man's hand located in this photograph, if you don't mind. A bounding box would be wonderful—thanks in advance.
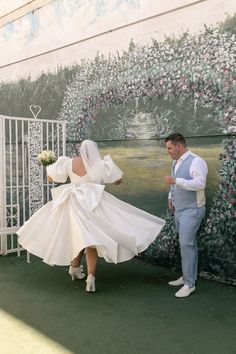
[47,175,54,183]
[168,199,173,210]
[113,178,123,185]
[163,176,176,185]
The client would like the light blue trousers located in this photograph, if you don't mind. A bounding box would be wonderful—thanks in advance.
[174,207,205,288]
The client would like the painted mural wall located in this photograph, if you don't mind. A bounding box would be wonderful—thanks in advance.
[0,0,235,283]
[1,0,236,81]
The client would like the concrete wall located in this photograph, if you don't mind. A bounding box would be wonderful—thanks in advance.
[0,0,235,81]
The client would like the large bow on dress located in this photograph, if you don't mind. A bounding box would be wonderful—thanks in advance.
[51,183,105,212]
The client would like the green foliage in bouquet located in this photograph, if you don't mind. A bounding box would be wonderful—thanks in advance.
[37,150,57,167]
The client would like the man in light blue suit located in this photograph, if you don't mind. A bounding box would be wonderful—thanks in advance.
[163,133,208,298]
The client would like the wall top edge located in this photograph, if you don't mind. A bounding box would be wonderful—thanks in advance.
[0,0,53,28]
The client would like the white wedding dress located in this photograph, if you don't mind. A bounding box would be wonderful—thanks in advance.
[17,141,165,266]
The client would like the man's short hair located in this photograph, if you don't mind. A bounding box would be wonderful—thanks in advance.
[165,133,186,147]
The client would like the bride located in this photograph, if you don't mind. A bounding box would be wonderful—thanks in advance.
[17,140,165,292]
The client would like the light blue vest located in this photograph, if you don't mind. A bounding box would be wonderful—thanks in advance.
[171,154,198,211]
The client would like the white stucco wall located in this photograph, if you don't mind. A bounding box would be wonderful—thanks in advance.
[0,0,235,82]
[0,0,30,17]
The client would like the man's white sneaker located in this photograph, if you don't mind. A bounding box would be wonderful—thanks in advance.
[168,276,184,287]
[175,284,196,298]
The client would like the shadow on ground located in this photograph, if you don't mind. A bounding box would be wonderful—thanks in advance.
[0,254,235,354]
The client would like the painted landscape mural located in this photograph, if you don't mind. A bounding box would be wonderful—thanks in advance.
[0,7,235,283]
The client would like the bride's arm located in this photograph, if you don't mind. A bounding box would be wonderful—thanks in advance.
[102,155,123,184]
[46,156,70,183]
[47,175,54,183]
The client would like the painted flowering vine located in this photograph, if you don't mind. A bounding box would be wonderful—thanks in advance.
[59,28,236,140]
[58,25,236,283]
[199,138,236,283]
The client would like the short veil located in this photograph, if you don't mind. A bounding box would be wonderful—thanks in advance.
[79,140,123,184]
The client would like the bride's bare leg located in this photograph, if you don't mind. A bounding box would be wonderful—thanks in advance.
[69,249,86,280]
[86,247,98,292]
[86,247,98,276]
[71,249,85,268]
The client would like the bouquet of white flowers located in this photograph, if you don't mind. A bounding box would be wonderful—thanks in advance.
[37,150,57,167]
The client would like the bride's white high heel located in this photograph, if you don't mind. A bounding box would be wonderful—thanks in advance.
[69,265,86,280]
[86,274,96,292]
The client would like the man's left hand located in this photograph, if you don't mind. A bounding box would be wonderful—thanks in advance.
[163,176,176,185]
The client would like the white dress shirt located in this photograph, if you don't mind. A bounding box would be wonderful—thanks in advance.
[169,150,208,207]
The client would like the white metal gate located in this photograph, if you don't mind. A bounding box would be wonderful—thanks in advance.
[0,110,66,259]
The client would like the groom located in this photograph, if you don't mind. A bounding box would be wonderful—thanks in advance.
[163,133,208,298]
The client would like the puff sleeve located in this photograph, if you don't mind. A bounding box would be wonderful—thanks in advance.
[101,155,123,184]
[46,156,70,183]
